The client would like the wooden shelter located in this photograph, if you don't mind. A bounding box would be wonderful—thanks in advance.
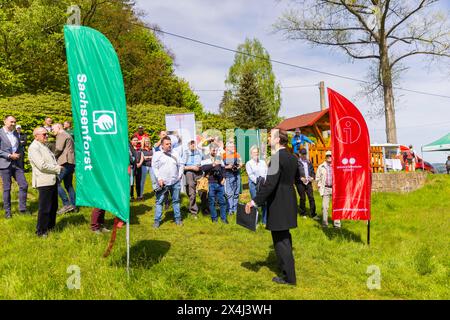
[276,108,330,147]
[275,108,384,173]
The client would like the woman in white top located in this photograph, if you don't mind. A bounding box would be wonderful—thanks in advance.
[245,145,268,224]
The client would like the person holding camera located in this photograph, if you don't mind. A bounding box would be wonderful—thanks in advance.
[201,143,228,224]
[222,141,243,216]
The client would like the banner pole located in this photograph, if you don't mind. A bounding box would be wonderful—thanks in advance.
[126,220,130,279]
[367,220,371,245]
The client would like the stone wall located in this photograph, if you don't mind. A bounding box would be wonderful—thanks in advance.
[371,172,428,193]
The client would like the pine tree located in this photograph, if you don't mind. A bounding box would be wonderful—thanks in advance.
[231,70,271,130]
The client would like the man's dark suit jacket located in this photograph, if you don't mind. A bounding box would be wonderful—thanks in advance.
[297,157,315,181]
[0,129,25,169]
[253,148,299,231]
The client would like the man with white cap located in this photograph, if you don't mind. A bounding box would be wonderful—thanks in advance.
[316,150,341,228]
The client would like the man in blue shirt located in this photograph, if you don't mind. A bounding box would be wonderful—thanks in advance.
[183,140,204,218]
[291,128,314,155]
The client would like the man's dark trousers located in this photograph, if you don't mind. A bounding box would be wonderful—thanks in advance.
[271,230,296,284]
[0,162,28,217]
[296,182,316,217]
[36,184,58,235]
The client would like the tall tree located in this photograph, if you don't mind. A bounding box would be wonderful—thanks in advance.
[0,0,203,113]
[274,0,450,143]
[231,70,271,129]
[223,38,281,127]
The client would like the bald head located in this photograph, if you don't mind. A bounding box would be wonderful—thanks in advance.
[52,123,63,134]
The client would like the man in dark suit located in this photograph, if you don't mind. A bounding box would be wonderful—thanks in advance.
[296,148,317,219]
[0,115,29,218]
[246,129,299,285]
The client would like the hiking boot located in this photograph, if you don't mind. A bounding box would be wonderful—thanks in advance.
[101,227,111,233]
[222,219,229,224]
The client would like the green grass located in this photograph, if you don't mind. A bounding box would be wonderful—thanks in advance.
[0,174,449,299]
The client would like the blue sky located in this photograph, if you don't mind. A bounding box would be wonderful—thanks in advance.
[135,0,450,163]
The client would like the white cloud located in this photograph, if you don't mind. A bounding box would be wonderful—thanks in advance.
[135,0,450,163]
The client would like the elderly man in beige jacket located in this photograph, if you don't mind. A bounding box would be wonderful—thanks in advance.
[316,151,341,229]
[28,127,63,237]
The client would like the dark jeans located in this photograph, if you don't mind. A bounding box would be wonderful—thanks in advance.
[271,230,296,284]
[208,183,227,222]
[58,163,76,206]
[296,182,316,216]
[37,184,58,236]
[91,208,105,231]
[0,163,28,216]
[130,166,142,198]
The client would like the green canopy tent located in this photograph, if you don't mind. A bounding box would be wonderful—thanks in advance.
[421,133,450,171]
[422,133,450,152]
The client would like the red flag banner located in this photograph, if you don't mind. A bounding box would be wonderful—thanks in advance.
[328,88,371,221]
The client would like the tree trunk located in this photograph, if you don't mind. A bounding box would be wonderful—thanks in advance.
[380,45,398,144]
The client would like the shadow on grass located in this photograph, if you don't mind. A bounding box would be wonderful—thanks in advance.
[55,213,87,231]
[115,239,171,269]
[130,203,152,225]
[313,218,364,243]
[241,248,279,275]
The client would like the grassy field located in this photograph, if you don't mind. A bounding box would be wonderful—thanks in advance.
[0,173,448,300]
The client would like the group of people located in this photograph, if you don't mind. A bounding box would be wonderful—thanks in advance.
[0,115,80,237]
[1,115,336,240]
[126,125,337,230]
[127,127,266,228]
[1,114,344,286]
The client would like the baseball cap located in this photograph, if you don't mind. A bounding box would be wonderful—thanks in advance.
[16,124,22,129]
[138,125,144,129]
[325,150,332,156]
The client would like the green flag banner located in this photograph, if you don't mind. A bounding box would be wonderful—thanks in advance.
[64,25,130,222]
